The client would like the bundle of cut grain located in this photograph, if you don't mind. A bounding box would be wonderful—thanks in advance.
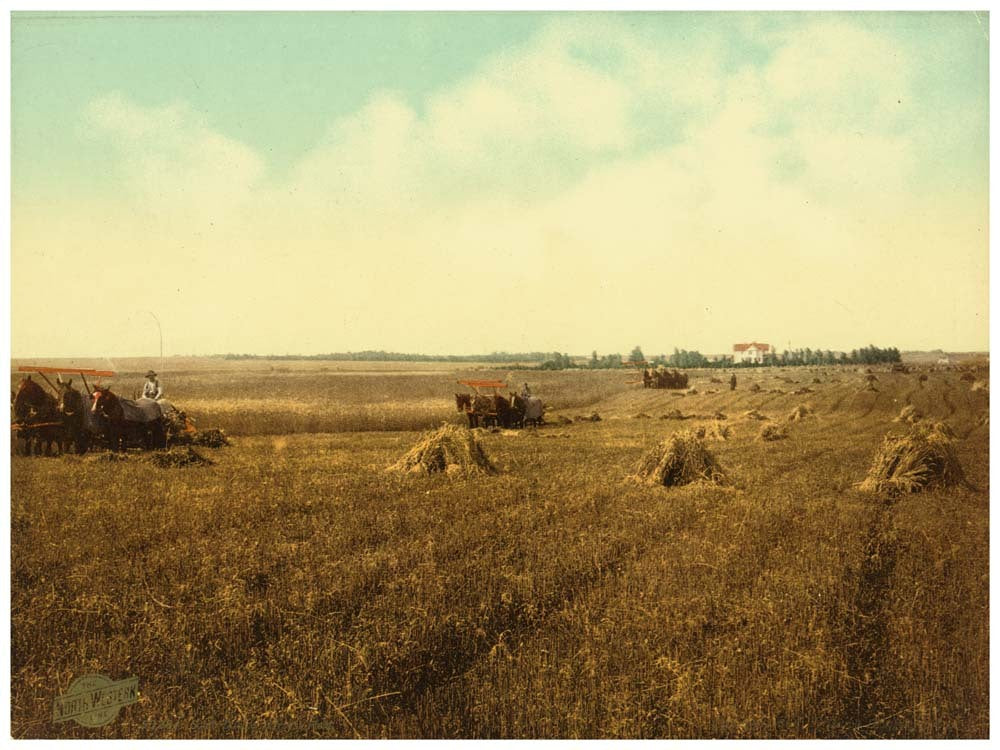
[85,452,131,463]
[633,413,652,419]
[191,428,230,447]
[971,380,989,393]
[758,424,787,441]
[554,415,573,425]
[387,423,497,476]
[693,421,730,441]
[714,411,727,420]
[787,404,813,422]
[632,430,726,486]
[749,383,761,393]
[960,372,976,382]
[893,405,922,424]
[793,387,814,395]
[710,377,723,384]
[660,409,686,420]
[743,409,769,421]
[147,447,214,468]
[858,421,965,495]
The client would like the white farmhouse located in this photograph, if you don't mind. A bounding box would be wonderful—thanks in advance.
[733,342,773,364]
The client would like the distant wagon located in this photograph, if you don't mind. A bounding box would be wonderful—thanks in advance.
[641,366,689,390]
[454,379,543,429]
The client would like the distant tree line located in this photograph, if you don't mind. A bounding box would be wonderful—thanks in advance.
[222,344,901,369]
[222,350,553,363]
[752,345,902,367]
[536,344,902,370]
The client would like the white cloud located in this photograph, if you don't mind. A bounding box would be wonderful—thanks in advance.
[85,92,264,222]
[13,16,988,357]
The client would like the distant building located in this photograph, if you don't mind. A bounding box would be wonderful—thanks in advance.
[733,342,772,364]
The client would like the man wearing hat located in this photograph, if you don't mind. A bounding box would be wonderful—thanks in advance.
[142,370,163,400]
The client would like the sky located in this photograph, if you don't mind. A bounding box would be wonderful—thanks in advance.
[10,11,990,357]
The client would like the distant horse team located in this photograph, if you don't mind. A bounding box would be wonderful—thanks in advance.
[12,375,168,456]
[643,367,689,389]
[455,391,545,429]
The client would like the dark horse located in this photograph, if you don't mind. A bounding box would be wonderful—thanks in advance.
[455,392,495,428]
[493,394,513,429]
[12,376,64,456]
[57,379,92,454]
[455,392,512,428]
[91,387,166,451]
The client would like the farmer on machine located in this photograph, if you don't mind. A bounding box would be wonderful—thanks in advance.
[142,370,163,400]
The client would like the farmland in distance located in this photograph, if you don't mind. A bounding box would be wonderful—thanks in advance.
[10,357,989,738]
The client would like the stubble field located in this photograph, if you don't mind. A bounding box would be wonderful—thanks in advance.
[10,358,990,738]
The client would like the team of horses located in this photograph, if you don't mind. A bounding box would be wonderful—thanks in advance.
[455,391,544,429]
[12,375,168,456]
[642,367,690,389]
[15,374,545,454]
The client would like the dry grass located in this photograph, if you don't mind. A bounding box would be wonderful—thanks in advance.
[10,361,990,739]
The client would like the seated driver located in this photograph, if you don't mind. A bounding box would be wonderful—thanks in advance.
[142,370,163,400]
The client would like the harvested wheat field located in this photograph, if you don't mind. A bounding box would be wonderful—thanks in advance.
[10,358,989,739]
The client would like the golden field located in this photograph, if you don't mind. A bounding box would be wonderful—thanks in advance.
[9,358,989,738]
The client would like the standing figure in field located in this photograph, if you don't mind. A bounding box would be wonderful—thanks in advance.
[521,382,531,398]
[730,373,737,391]
[142,370,163,400]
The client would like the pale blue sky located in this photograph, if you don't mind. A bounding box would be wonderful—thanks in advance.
[11,12,990,356]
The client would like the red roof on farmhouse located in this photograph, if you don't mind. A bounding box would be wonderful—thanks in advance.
[733,342,772,352]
